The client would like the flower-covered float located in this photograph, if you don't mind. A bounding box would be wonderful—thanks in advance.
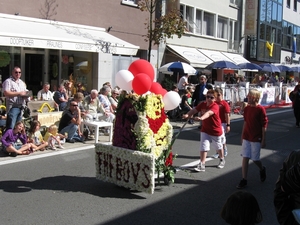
[95,60,181,194]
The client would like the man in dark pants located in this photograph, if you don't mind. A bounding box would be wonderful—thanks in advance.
[192,75,213,128]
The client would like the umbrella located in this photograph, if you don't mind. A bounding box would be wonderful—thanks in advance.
[205,60,240,70]
[276,65,292,72]
[237,62,262,71]
[259,63,280,73]
[291,66,300,72]
[158,62,197,75]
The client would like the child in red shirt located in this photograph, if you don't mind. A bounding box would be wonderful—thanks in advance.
[237,89,268,189]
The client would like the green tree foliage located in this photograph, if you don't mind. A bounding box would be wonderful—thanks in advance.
[138,0,186,61]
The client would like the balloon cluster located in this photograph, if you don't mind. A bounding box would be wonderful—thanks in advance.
[115,59,180,110]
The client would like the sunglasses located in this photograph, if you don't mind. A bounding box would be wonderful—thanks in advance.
[71,104,78,107]
[15,71,21,74]
[206,96,215,99]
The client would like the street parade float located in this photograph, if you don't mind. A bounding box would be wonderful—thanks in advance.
[95,60,181,194]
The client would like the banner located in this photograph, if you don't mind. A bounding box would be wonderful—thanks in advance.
[95,144,155,194]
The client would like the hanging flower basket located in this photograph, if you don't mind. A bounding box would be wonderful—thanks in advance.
[0,50,11,67]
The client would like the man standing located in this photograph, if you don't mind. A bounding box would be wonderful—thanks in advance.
[192,75,213,107]
[177,73,189,95]
[58,101,84,143]
[2,66,29,129]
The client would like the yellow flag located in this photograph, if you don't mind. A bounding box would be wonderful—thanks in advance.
[266,41,273,57]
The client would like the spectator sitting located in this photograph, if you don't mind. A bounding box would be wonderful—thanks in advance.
[37,82,54,101]
[83,89,106,121]
[58,101,85,143]
[1,121,37,156]
[109,89,120,112]
[44,124,65,150]
[53,84,68,111]
[98,86,115,123]
[63,92,85,117]
[76,83,89,97]
[27,120,48,151]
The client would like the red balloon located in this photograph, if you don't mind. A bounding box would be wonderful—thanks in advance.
[132,73,152,95]
[150,82,163,95]
[128,59,155,81]
[161,88,168,96]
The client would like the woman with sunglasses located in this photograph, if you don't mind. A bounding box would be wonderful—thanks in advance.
[182,89,225,172]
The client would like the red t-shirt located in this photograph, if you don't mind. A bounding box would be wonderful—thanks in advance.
[196,101,223,136]
[243,105,268,142]
[216,100,231,123]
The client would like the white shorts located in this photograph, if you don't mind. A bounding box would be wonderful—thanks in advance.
[221,123,227,144]
[200,132,223,152]
[241,139,261,161]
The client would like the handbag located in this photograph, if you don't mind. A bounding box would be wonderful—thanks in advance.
[22,105,31,118]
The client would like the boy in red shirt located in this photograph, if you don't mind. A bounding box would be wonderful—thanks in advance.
[213,87,231,158]
[237,89,268,189]
[183,89,225,172]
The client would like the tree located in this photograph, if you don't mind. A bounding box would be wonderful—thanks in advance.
[39,0,58,20]
[138,0,186,62]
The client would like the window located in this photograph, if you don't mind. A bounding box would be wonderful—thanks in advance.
[294,0,297,11]
[287,0,291,8]
[195,9,202,34]
[217,16,228,39]
[203,12,214,36]
[186,6,194,33]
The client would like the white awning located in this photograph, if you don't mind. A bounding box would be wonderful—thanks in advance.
[221,52,250,64]
[198,49,234,62]
[0,13,139,55]
[167,44,213,68]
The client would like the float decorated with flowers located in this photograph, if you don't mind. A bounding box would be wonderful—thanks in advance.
[95,60,181,194]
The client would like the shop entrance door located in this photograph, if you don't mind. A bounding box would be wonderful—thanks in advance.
[25,53,44,96]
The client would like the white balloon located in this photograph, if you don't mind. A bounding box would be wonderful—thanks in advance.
[163,91,181,110]
[115,70,134,91]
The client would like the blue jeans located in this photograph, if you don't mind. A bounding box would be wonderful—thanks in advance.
[59,123,82,141]
[6,107,22,130]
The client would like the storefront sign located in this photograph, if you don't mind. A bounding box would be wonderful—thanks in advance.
[95,144,155,194]
[10,38,34,46]
[245,0,258,36]
[47,40,63,48]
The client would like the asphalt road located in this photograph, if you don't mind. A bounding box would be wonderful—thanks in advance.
[0,108,295,225]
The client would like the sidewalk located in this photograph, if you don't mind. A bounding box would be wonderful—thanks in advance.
[0,106,292,163]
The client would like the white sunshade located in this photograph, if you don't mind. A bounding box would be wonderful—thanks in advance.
[0,13,139,55]
[221,52,250,65]
[198,49,235,62]
[167,44,213,68]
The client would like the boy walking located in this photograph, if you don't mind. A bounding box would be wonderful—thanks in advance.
[236,89,268,189]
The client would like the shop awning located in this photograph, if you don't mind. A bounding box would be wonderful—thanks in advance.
[198,49,235,62]
[220,52,250,64]
[0,13,139,55]
[167,44,213,68]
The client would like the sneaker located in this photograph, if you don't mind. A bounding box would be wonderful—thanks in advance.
[194,162,205,172]
[57,145,64,149]
[211,153,219,159]
[66,138,75,143]
[217,159,225,169]
[260,166,266,182]
[50,146,57,150]
[224,147,228,157]
[236,179,247,189]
